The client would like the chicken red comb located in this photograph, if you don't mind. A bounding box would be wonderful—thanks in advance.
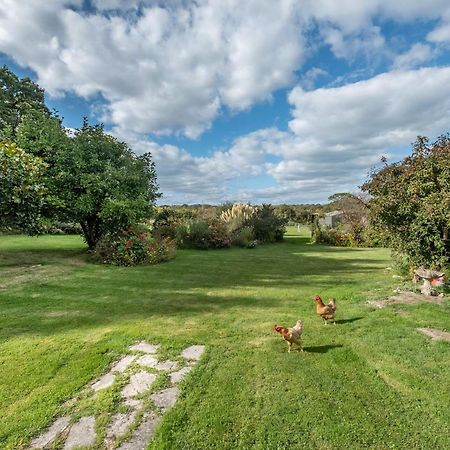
[314,295,321,300]
[274,324,281,332]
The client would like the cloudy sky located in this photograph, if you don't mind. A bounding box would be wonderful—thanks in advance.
[1,1,450,204]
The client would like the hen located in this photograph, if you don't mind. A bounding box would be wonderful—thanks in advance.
[274,320,304,352]
[314,295,337,325]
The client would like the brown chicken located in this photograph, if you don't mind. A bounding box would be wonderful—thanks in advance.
[274,320,304,352]
[314,295,337,325]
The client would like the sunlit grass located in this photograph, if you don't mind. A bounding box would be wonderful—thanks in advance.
[0,232,449,449]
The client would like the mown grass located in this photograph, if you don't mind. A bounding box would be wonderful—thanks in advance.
[0,228,449,449]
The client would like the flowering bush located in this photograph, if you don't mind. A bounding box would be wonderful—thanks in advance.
[93,224,176,266]
[146,237,177,264]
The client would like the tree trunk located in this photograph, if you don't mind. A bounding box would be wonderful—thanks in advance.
[80,217,101,250]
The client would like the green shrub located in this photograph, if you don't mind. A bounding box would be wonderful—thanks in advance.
[176,220,211,249]
[152,208,180,240]
[248,204,287,243]
[208,220,232,248]
[232,226,255,248]
[362,134,450,269]
[175,219,231,249]
[362,226,391,248]
[311,224,357,247]
[146,237,177,264]
[93,224,176,266]
[312,223,387,248]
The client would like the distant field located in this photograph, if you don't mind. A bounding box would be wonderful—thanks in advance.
[0,233,449,449]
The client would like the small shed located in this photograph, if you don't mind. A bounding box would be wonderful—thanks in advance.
[319,210,344,228]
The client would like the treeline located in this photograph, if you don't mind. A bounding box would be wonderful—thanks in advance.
[156,203,324,224]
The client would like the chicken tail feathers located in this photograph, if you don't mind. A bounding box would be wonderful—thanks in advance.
[328,298,337,311]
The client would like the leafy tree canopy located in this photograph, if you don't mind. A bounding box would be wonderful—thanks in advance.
[0,141,47,233]
[362,135,450,269]
[15,108,72,218]
[56,120,160,248]
[0,65,49,137]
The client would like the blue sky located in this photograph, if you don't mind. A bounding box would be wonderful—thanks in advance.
[1,1,450,204]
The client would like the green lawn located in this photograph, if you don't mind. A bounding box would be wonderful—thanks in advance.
[1,229,449,449]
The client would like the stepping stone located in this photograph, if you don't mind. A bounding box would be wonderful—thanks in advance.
[155,360,178,371]
[129,342,160,354]
[137,355,178,371]
[150,387,179,410]
[121,371,156,398]
[112,355,136,373]
[136,355,159,368]
[117,412,160,450]
[30,416,70,449]
[181,345,205,361]
[105,411,136,445]
[92,372,115,391]
[170,366,192,384]
[124,398,143,409]
[63,416,96,449]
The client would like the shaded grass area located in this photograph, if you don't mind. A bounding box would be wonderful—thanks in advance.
[0,229,449,449]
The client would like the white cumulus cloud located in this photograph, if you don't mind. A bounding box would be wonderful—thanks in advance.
[0,0,306,138]
[2,1,450,203]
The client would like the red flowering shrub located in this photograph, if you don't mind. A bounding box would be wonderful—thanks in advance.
[93,224,176,266]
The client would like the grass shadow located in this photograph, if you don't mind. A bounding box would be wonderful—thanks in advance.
[303,344,343,353]
[335,317,363,324]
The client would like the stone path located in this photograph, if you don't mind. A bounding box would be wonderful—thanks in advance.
[137,354,178,371]
[63,416,96,449]
[151,387,180,410]
[116,413,161,450]
[112,355,136,372]
[122,371,157,399]
[92,372,115,391]
[129,342,160,353]
[29,342,205,449]
[105,411,137,447]
[170,366,193,384]
[182,344,205,361]
[30,417,70,449]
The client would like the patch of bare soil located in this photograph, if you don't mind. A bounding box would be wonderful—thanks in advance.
[417,328,450,342]
[367,291,445,309]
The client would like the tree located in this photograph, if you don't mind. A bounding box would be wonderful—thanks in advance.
[362,135,450,269]
[0,65,49,137]
[327,192,368,235]
[56,121,160,249]
[250,204,287,243]
[15,108,72,218]
[0,141,46,233]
